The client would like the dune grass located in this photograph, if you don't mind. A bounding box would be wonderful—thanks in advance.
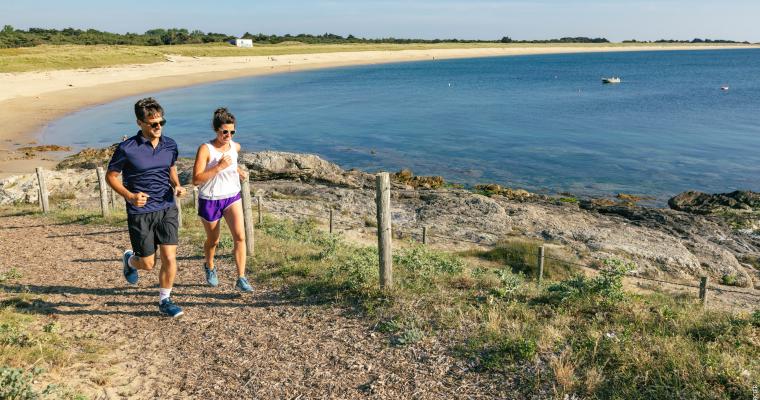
[1,42,748,73]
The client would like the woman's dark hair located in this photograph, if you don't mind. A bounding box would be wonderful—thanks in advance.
[134,97,164,122]
[213,107,236,130]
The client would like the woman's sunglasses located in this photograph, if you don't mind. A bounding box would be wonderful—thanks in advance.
[221,130,236,136]
[143,119,166,129]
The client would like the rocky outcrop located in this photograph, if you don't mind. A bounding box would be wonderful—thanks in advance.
[1,150,757,289]
[239,151,372,188]
[0,168,101,205]
[668,190,760,214]
[55,144,118,170]
[392,169,445,189]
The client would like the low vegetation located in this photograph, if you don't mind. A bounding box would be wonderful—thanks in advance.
[0,278,95,399]
[228,212,758,399]
[2,203,757,399]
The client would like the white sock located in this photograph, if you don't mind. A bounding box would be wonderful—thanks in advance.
[128,254,138,269]
[159,288,172,304]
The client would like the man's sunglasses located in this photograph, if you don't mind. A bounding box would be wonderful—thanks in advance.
[221,130,235,135]
[142,119,167,129]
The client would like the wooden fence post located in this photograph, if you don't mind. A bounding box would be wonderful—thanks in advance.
[35,167,49,213]
[699,276,709,307]
[241,177,255,255]
[422,226,427,245]
[256,195,263,225]
[175,192,182,229]
[537,245,545,286]
[376,172,392,290]
[193,187,199,210]
[329,208,334,234]
[96,167,110,217]
[110,186,117,210]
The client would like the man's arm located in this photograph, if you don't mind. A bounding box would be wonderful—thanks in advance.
[106,170,148,207]
[169,165,185,197]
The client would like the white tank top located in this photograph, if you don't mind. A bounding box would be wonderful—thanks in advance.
[198,140,241,200]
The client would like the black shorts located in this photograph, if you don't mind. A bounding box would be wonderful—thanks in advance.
[127,206,179,257]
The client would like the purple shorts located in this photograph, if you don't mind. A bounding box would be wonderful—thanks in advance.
[198,193,242,222]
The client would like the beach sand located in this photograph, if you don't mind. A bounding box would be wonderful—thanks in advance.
[1,44,756,177]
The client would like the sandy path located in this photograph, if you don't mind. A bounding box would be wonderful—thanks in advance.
[0,212,507,399]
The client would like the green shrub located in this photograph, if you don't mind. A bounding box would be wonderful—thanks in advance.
[327,247,378,292]
[0,367,49,400]
[467,336,538,371]
[0,268,22,283]
[544,258,633,307]
[721,274,738,286]
[392,327,424,346]
[394,246,464,289]
[491,268,524,298]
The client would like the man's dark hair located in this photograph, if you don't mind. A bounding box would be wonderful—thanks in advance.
[213,107,236,130]
[134,97,164,122]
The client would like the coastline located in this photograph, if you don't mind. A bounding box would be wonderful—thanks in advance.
[1,44,757,177]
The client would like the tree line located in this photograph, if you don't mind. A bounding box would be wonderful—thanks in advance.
[623,38,750,44]
[0,26,614,48]
[0,26,235,48]
[0,26,750,49]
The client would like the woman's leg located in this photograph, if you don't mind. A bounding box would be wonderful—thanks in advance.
[222,200,246,277]
[201,218,222,269]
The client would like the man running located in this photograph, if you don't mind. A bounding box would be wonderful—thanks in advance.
[106,97,186,318]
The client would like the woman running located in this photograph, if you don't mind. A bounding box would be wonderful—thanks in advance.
[192,107,252,292]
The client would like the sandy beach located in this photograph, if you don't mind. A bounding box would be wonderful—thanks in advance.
[0,44,757,176]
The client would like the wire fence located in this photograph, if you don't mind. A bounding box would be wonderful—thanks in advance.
[29,166,760,304]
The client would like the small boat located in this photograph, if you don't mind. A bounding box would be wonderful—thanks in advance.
[602,77,621,84]
[721,86,730,91]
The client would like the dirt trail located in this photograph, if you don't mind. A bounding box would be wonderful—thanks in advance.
[0,213,506,399]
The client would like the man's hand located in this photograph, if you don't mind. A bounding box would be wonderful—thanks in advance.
[129,192,150,207]
[174,186,186,197]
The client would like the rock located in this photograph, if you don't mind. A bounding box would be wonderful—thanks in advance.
[668,190,760,214]
[239,151,371,188]
[17,144,72,158]
[56,144,118,170]
[473,184,534,201]
[391,169,445,189]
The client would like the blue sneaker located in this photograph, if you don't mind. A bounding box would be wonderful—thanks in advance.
[204,263,219,287]
[236,277,253,293]
[158,298,184,318]
[122,250,138,285]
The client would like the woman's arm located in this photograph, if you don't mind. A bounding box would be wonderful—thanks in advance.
[235,142,248,181]
[192,144,223,186]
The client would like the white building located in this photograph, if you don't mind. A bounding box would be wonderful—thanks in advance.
[231,38,253,48]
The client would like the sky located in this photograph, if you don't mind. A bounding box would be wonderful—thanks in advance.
[2,0,759,43]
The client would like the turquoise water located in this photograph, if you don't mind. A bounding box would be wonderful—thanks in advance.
[40,49,760,203]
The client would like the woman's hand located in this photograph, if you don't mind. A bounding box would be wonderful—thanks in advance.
[217,154,233,171]
[238,167,249,181]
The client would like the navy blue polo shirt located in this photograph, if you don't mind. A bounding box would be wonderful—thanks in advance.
[108,132,178,215]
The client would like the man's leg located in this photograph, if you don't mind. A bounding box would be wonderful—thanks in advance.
[155,206,182,317]
[123,212,158,285]
[129,253,156,271]
[158,244,177,290]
